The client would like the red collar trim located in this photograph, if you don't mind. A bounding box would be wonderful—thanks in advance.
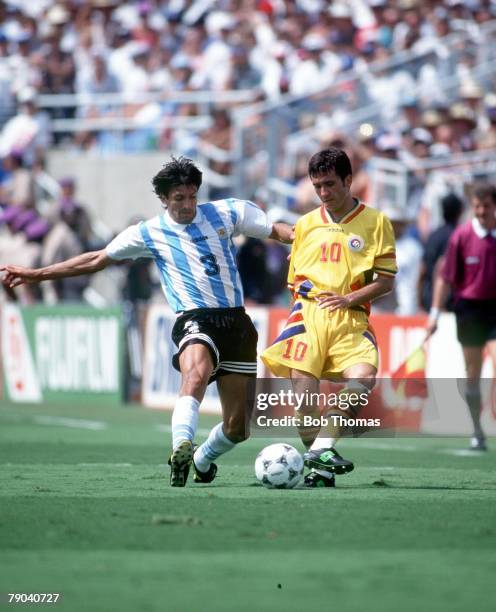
[341,203,365,224]
[320,205,330,224]
[320,199,364,224]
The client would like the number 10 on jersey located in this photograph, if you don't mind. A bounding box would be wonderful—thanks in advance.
[282,339,308,361]
[320,242,342,262]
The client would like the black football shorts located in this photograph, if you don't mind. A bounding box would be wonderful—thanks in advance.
[171,307,258,381]
[455,299,496,347]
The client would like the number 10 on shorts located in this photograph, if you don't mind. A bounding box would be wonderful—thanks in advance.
[282,339,308,361]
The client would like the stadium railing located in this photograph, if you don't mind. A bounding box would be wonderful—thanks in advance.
[36,89,257,144]
[29,89,258,199]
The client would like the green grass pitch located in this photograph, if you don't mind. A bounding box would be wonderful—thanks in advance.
[1,400,496,612]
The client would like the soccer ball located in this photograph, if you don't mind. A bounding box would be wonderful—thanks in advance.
[254,443,304,489]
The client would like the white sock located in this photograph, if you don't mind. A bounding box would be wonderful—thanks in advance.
[194,422,235,472]
[310,437,337,451]
[171,395,200,449]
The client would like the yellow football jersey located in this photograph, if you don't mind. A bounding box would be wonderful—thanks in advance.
[288,200,397,313]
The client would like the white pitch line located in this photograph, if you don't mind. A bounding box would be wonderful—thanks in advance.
[338,440,420,451]
[34,416,108,430]
[32,418,471,456]
[443,449,487,457]
[77,463,133,467]
[248,438,422,451]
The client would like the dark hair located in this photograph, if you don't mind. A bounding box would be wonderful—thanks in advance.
[152,156,202,198]
[441,193,464,225]
[471,182,496,204]
[308,148,352,182]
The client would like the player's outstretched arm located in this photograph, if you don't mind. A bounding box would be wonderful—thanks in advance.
[1,249,113,289]
[269,222,295,244]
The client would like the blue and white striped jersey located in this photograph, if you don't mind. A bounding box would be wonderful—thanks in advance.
[106,198,272,312]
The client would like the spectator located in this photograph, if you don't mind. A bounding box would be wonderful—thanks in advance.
[0,151,35,209]
[237,237,273,304]
[392,96,422,136]
[448,102,478,152]
[120,43,153,100]
[77,52,119,96]
[0,31,15,125]
[260,41,291,101]
[199,108,233,200]
[237,235,289,306]
[40,177,94,303]
[122,256,154,303]
[192,11,235,90]
[477,93,496,150]
[227,46,262,91]
[0,87,51,166]
[7,32,42,100]
[0,205,43,302]
[55,176,93,250]
[40,38,75,96]
[106,27,135,86]
[373,206,423,316]
[289,34,328,97]
[419,191,464,312]
[375,132,401,160]
[119,217,155,303]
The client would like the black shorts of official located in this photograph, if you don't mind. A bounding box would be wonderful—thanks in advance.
[454,299,496,347]
[171,307,258,382]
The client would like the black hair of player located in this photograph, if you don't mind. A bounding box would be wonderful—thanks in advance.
[471,182,496,204]
[308,148,352,183]
[152,156,203,198]
[441,193,464,225]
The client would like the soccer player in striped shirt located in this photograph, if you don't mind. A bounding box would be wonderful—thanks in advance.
[1,157,294,486]
[262,148,397,487]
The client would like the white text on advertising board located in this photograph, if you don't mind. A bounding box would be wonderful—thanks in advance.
[35,317,119,392]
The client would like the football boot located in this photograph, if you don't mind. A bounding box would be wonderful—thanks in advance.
[168,440,194,487]
[303,470,335,488]
[303,447,354,474]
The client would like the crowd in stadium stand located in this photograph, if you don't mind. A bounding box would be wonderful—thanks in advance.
[1,0,496,311]
[0,0,495,101]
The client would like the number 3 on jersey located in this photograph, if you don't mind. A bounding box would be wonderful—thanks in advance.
[200,253,220,276]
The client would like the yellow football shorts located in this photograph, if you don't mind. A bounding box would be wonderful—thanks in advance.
[261,299,378,378]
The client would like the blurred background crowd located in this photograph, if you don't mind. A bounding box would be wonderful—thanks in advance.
[1,0,496,315]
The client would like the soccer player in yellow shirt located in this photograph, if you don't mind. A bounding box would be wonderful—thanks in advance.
[262,148,397,487]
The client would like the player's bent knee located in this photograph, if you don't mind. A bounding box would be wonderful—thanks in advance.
[180,369,210,394]
[223,420,249,443]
